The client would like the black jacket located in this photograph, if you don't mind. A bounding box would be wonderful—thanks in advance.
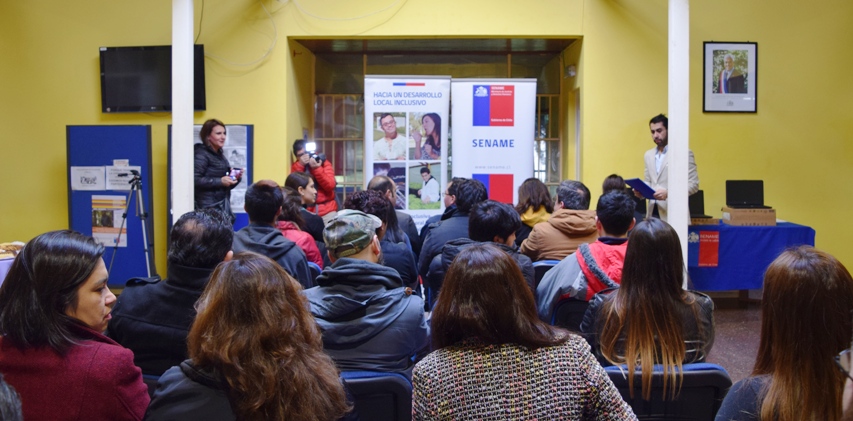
[381,239,419,296]
[193,143,239,209]
[418,210,468,279]
[232,223,314,288]
[580,287,715,366]
[431,238,535,294]
[107,264,215,376]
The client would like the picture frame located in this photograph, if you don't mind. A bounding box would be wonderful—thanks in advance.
[703,42,757,113]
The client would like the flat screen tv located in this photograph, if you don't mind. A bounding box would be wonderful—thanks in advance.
[99,45,206,113]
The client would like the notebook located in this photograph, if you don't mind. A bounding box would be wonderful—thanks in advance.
[726,180,771,209]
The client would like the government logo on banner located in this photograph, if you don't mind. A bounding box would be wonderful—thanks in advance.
[473,173,514,204]
[473,85,515,126]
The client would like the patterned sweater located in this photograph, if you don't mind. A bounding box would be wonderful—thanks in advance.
[412,334,637,420]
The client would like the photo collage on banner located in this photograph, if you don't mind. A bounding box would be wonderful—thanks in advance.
[450,79,536,205]
[364,76,451,230]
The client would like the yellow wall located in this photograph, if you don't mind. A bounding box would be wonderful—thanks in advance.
[2,0,851,274]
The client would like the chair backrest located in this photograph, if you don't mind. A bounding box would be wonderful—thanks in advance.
[550,297,589,332]
[532,259,560,289]
[604,363,732,421]
[142,373,160,399]
[340,371,413,421]
[307,261,322,282]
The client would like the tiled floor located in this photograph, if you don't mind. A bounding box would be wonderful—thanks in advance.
[704,301,762,383]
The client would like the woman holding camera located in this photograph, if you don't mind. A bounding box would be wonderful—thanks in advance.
[195,119,242,224]
[0,230,150,420]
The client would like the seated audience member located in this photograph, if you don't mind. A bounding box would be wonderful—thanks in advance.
[291,139,338,222]
[419,177,464,246]
[536,190,635,322]
[580,218,715,399]
[232,180,313,288]
[146,253,352,421]
[514,177,553,247]
[305,210,429,378]
[716,246,853,421]
[412,244,636,420]
[418,178,488,280]
[345,190,419,294]
[430,200,535,293]
[108,209,233,376]
[368,174,421,256]
[602,173,626,194]
[0,374,21,421]
[0,230,149,420]
[284,171,326,242]
[277,187,324,268]
[520,180,598,261]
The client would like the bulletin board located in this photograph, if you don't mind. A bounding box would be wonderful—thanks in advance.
[67,125,157,286]
[167,124,253,230]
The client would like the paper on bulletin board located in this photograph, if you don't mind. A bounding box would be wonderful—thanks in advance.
[105,166,141,191]
[70,167,106,191]
[92,195,127,247]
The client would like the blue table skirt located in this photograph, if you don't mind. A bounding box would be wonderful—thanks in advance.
[687,222,815,291]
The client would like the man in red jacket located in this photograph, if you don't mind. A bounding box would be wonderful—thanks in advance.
[291,140,338,223]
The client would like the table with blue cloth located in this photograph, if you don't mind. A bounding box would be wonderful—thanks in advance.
[687,222,815,291]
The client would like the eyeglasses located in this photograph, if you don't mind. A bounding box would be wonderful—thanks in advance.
[835,349,853,381]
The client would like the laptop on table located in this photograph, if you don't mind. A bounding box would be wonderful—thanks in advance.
[726,180,771,209]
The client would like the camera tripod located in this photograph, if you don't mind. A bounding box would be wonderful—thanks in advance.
[108,170,157,279]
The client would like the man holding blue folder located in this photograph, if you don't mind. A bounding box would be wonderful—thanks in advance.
[634,114,699,221]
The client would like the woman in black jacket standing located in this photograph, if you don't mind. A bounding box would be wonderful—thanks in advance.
[194,119,242,223]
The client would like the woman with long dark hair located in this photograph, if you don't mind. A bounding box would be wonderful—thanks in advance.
[146,252,351,420]
[413,244,635,420]
[715,246,853,421]
[412,113,441,160]
[0,230,149,420]
[513,177,553,246]
[285,171,325,242]
[194,119,242,223]
[580,218,715,400]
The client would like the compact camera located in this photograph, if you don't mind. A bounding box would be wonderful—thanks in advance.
[229,168,243,180]
[304,142,326,166]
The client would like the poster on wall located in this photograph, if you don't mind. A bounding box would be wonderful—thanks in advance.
[364,75,451,230]
[91,195,128,247]
[450,79,537,204]
[703,41,757,113]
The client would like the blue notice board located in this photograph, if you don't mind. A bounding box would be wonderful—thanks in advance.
[67,125,157,286]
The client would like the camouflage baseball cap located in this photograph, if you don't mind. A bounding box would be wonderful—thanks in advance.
[323,209,382,258]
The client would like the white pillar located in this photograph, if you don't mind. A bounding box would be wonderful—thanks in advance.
[668,0,690,288]
[171,0,195,221]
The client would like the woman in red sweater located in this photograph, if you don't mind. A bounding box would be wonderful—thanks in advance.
[0,230,149,421]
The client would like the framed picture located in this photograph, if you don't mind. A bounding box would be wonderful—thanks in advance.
[703,42,757,113]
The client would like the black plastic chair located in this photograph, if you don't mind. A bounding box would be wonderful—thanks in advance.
[604,363,732,421]
[307,261,322,283]
[550,297,589,332]
[340,371,412,421]
[532,259,560,290]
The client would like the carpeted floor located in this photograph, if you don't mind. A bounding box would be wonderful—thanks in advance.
[704,302,762,383]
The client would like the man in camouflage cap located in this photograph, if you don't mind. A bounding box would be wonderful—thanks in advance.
[304,209,429,379]
[323,209,382,260]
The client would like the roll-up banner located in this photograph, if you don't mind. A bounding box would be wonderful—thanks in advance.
[364,75,451,230]
[451,79,536,204]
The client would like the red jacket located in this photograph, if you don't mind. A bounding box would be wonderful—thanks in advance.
[291,160,338,217]
[276,220,324,268]
[0,324,150,421]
